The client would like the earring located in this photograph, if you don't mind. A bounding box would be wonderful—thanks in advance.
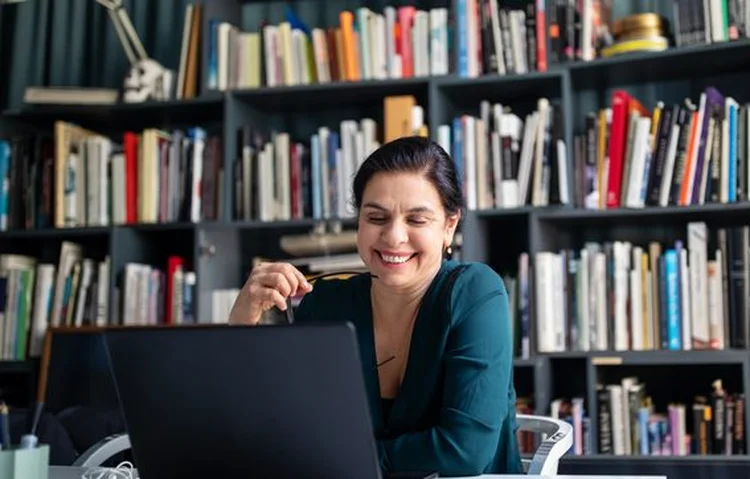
[445,245,453,255]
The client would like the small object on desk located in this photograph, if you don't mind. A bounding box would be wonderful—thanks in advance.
[20,434,38,449]
[0,444,50,479]
[80,460,137,479]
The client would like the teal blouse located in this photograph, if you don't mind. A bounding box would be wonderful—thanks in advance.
[295,259,523,477]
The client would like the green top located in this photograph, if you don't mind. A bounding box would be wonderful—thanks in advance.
[295,259,523,476]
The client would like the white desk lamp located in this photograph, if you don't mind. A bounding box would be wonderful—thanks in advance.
[96,0,174,103]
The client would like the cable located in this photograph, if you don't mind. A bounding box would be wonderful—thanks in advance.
[81,461,138,479]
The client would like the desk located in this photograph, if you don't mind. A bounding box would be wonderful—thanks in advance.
[48,467,666,479]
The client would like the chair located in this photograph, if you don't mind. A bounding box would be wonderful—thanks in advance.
[75,415,573,475]
[516,414,574,476]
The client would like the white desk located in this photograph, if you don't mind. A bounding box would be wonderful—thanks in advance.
[453,477,667,479]
[452,476,666,479]
[48,467,666,479]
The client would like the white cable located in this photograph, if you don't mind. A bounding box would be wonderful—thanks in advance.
[81,460,138,479]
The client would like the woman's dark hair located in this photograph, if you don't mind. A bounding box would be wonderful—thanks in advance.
[352,136,464,216]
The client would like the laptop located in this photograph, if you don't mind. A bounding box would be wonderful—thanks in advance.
[103,323,438,479]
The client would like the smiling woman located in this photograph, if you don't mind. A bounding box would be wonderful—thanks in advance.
[227,136,522,477]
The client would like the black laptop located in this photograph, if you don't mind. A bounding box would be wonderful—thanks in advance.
[103,323,438,479]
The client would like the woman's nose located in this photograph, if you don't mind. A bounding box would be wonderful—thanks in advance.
[380,219,408,245]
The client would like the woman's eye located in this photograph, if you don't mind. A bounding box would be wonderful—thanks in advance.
[368,216,387,223]
[409,217,429,225]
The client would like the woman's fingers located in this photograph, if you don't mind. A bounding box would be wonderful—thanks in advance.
[229,262,313,325]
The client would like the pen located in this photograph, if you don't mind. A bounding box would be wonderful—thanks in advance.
[20,401,42,449]
[284,296,294,324]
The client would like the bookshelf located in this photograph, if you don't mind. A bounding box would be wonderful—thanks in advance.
[2,0,750,477]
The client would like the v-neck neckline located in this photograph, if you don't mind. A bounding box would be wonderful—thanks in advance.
[364,264,446,430]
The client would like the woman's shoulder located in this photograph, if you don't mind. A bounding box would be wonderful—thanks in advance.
[439,260,507,300]
[435,260,509,326]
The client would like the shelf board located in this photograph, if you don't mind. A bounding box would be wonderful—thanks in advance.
[588,349,747,366]
[0,222,198,239]
[522,350,747,365]
[475,205,568,218]
[434,70,563,101]
[126,222,198,232]
[0,360,35,373]
[513,358,536,367]
[2,93,225,129]
[0,226,111,239]
[568,38,750,89]
[535,202,750,224]
[220,218,359,231]
[561,455,749,463]
[231,78,430,111]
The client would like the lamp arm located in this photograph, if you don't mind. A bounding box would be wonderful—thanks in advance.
[106,8,137,65]
[95,0,174,103]
[114,4,148,60]
[96,0,148,64]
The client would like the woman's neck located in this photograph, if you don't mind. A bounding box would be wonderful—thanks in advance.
[370,262,441,326]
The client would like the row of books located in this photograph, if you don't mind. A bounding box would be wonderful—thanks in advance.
[506,221,749,359]
[672,0,749,47]
[596,377,745,455]
[456,0,547,78]
[0,123,223,230]
[118,256,196,328]
[549,378,746,457]
[232,94,424,222]
[0,241,199,360]
[436,97,570,211]
[573,86,750,210]
[179,0,750,93]
[231,97,571,224]
[7,91,750,229]
[0,242,109,360]
[205,4,450,91]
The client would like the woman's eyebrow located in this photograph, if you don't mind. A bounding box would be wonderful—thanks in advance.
[362,202,435,214]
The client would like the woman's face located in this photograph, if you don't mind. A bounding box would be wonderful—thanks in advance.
[356,170,460,292]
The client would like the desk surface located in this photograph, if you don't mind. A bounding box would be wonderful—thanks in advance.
[49,466,667,479]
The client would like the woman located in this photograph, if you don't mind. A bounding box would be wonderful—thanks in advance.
[228,136,522,477]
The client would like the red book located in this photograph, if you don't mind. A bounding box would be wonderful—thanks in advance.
[123,132,139,223]
[605,90,648,208]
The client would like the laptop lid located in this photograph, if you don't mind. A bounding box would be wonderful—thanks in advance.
[103,323,383,479]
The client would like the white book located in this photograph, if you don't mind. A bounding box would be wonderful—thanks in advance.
[679,248,692,350]
[613,241,630,351]
[577,248,591,351]
[463,116,477,210]
[594,251,608,350]
[534,252,557,352]
[688,222,710,347]
[517,112,539,205]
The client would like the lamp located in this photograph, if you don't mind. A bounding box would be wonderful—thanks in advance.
[96,0,174,103]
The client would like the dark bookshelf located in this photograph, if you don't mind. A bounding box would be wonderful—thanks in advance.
[1,94,226,136]
[232,77,430,110]
[1,0,750,477]
[568,37,750,90]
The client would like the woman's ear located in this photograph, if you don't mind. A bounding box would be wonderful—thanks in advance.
[444,211,461,246]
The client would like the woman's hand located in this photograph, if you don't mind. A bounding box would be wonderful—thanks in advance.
[228,262,313,325]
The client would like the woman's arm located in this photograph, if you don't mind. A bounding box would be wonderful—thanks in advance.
[377,265,518,476]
